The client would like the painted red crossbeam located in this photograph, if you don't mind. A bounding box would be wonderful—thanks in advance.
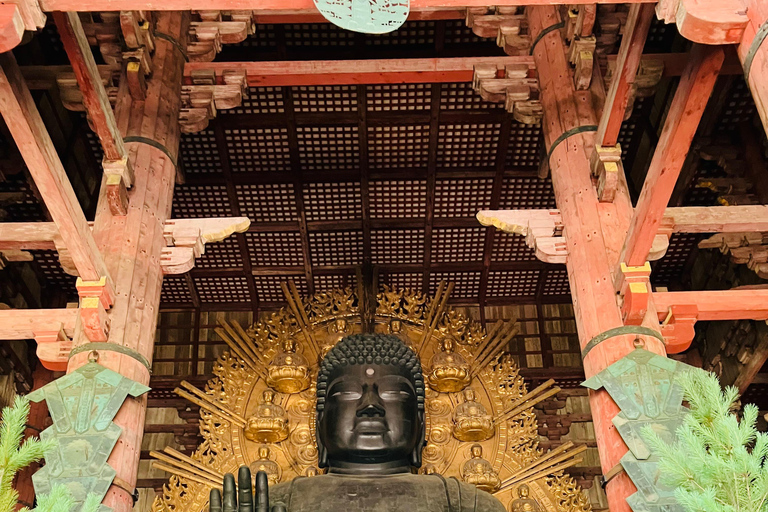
[620,44,725,267]
[184,56,534,86]
[39,0,652,13]
[654,290,768,322]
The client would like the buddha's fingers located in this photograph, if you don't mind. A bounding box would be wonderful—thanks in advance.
[239,466,255,512]
[255,471,270,512]
[222,474,238,512]
[271,506,287,512]
[210,488,223,512]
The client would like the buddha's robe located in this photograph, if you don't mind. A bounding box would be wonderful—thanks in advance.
[270,473,506,512]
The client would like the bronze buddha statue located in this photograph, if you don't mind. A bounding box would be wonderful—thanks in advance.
[211,334,506,512]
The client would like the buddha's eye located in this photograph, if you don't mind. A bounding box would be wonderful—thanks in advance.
[329,383,362,400]
[379,384,413,401]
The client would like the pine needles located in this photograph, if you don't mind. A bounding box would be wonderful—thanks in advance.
[641,370,768,512]
[0,396,101,512]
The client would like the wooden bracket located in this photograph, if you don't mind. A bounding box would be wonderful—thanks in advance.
[33,326,72,371]
[656,0,748,45]
[568,35,596,90]
[617,262,651,325]
[161,216,251,274]
[179,69,248,133]
[659,304,699,353]
[465,7,531,56]
[0,4,24,53]
[472,63,542,125]
[476,209,567,264]
[590,144,622,203]
[75,276,113,342]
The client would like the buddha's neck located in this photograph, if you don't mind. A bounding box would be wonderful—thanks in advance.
[327,459,413,476]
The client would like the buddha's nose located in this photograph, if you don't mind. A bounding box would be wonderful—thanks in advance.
[357,388,386,417]
[357,403,385,417]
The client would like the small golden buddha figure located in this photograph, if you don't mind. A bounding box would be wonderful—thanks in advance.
[249,446,281,486]
[427,338,471,393]
[389,319,402,334]
[267,338,311,394]
[509,484,542,512]
[244,390,290,443]
[461,444,500,493]
[304,466,319,477]
[452,388,494,442]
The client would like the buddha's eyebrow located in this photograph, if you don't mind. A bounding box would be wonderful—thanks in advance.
[377,375,415,390]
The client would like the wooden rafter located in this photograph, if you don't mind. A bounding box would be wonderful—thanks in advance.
[595,4,654,148]
[620,44,725,267]
[0,52,113,291]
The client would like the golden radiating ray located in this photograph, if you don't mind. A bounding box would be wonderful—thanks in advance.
[174,381,247,428]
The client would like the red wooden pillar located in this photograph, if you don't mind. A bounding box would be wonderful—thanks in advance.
[738,0,768,136]
[528,7,666,512]
[65,12,189,512]
[15,366,54,510]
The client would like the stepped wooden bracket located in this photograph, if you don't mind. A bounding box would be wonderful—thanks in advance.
[658,304,699,354]
[161,216,251,274]
[590,144,622,203]
[564,4,596,41]
[76,276,114,343]
[180,68,248,133]
[476,209,566,264]
[616,262,651,326]
[699,232,768,279]
[465,7,530,55]
[567,35,596,90]
[0,308,78,371]
[656,0,748,45]
[472,63,542,124]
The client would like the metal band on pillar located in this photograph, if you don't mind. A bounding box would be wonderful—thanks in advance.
[69,342,152,373]
[529,21,565,55]
[744,18,768,82]
[581,325,665,359]
[153,31,190,62]
[123,135,178,169]
[546,125,598,165]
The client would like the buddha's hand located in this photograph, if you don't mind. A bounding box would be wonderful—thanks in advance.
[210,467,287,512]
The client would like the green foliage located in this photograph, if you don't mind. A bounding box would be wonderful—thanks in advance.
[0,396,101,512]
[641,370,768,512]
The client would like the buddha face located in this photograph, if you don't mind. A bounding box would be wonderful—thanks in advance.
[318,363,424,468]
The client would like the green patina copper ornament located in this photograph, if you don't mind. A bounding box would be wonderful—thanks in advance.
[27,362,150,512]
[313,0,409,34]
[583,348,694,512]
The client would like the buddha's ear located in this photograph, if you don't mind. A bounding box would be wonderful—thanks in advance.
[316,410,329,468]
[410,409,426,468]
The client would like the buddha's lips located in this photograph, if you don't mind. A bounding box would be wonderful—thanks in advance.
[353,419,388,434]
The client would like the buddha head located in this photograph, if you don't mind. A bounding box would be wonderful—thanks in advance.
[316,333,426,473]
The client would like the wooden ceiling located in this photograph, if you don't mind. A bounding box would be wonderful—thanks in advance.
[0,15,759,317]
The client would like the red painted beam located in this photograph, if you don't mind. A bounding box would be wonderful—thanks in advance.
[253,8,464,23]
[654,290,768,322]
[184,56,533,86]
[37,0,653,13]
[0,5,23,53]
[596,4,654,147]
[620,44,724,267]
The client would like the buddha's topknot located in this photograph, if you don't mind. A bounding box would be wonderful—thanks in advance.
[316,333,425,413]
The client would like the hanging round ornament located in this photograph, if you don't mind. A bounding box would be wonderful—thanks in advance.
[313,0,410,34]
